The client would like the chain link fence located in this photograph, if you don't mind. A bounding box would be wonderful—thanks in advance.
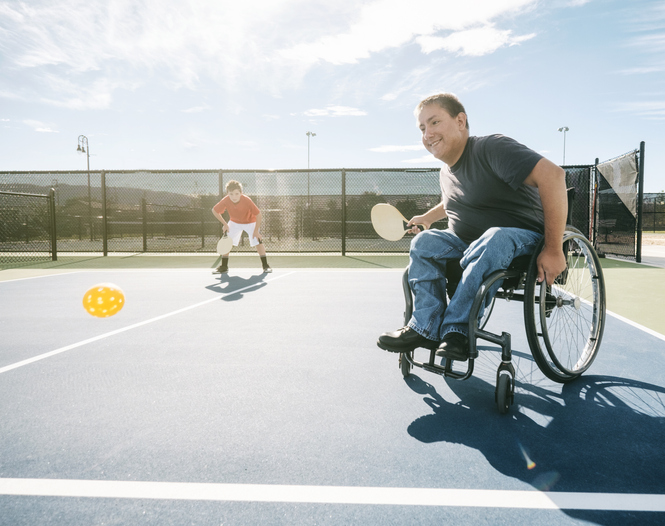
[0,190,56,267]
[563,166,592,239]
[0,149,645,259]
[0,169,444,254]
[642,193,665,232]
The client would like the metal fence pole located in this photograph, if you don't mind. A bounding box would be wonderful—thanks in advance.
[218,170,224,237]
[201,207,205,249]
[636,141,645,263]
[49,188,57,261]
[101,170,108,256]
[142,198,148,252]
[341,169,346,256]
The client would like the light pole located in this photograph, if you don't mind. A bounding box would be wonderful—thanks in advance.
[306,131,316,207]
[77,135,92,241]
[557,126,569,165]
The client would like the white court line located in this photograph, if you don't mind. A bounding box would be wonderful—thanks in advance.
[0,271,87,283]
[0,271,297,375]
[606,309,665,342]
[1,479,664,512]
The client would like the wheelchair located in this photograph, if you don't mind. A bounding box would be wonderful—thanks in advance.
[398,226,606,414]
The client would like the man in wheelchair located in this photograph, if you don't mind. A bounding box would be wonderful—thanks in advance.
[378,93,568,362]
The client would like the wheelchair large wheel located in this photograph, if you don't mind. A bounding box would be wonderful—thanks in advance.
[524,228,606,383]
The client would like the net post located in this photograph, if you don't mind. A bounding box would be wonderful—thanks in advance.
[636,141,645,263]
[49,188,58,261]
[591,158,599,246]
[341,169,347,256]
[101,170,108,256]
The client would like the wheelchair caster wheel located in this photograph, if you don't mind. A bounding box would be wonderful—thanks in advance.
[496,373,513,414]
[399,352,412,378]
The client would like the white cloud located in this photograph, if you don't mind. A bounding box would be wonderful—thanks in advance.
[304,105,367,117]
[23,119,59,133]
[370,144,424,153]
[229,140,260,149]
[380,66,437,102]
[277,0,537,65]
[0,0,540,108]
[402,154,439,164]
[613,101,665,120]
[417,26,535,56]
[381,68,493,105]
[182,105,211,113]
[0,0,305,104]
[617,66,664,75]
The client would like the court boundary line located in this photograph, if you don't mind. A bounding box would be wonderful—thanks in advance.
[606,309,665,341]
[1,478,664,512]
[0,271,297,375]
[0,271,87,283]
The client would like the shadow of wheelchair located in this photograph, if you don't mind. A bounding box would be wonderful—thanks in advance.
[405,366,665,500]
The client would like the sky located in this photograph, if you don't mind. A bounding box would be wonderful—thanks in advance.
[1,0,664,192]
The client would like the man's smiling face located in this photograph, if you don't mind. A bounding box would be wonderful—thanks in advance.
[418,104,468,166]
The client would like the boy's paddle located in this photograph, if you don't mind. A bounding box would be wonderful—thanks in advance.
[371,203,425,241]
[216,235,234,255]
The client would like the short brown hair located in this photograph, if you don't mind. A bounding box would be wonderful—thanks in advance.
[416,93,469,130]
[225,180,243,193]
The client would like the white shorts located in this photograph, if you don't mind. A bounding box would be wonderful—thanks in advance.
[228,221,260,247]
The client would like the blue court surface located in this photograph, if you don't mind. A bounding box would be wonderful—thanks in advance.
[1,268,665,525]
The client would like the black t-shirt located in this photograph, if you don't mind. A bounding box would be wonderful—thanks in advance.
[440,134,545,244]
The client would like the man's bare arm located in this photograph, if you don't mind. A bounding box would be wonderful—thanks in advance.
[524,157,568,285]
[406,202,447,233]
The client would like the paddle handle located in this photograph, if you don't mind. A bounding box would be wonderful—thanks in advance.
[405,222,427,234]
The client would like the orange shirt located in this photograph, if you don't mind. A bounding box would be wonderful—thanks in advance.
[213,194,260,224]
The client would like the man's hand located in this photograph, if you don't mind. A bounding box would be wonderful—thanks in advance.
[406,215,429,235]
[536,246,567,286]
[254,231,263,242]
[222,224,229,234]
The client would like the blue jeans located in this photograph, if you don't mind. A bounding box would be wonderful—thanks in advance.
[407,227,543,341]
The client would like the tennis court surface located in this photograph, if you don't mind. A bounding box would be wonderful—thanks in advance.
[1,263,665,525]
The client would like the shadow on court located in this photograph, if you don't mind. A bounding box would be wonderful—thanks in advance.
[406,371,665,525]
[205,272,268,301]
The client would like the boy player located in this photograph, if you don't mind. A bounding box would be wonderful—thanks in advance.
[212,180,272,274]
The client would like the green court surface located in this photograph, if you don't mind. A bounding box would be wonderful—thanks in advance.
[2,252,664,337]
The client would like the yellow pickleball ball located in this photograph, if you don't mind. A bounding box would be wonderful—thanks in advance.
[83,283,125,318]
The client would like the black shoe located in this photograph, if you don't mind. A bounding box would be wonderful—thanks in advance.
[214,265,228,274]
[262,266,272,273]
[435,333,469,361]
[377,327,437,353]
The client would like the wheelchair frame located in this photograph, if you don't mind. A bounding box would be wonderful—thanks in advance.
[398,227,607,414]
